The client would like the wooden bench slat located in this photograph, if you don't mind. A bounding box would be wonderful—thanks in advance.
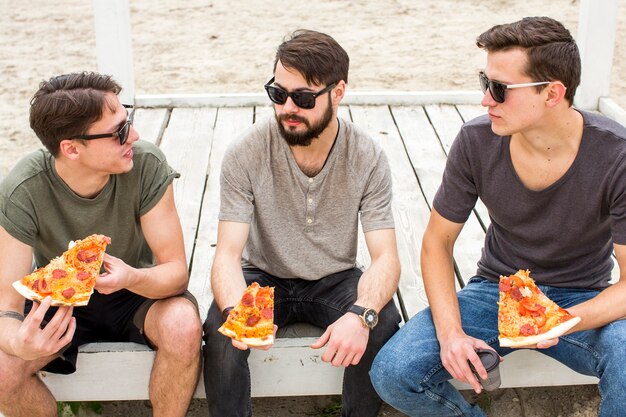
[349,105,431,321]
[160,108,217,266]
[133,108,170,145]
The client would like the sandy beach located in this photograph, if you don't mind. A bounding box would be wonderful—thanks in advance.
[1,1,625,416]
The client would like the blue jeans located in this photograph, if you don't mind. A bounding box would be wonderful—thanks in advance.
[370,277,626,417]
[203,267,401,417]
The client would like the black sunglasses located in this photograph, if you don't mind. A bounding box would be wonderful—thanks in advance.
[264,77,337,109]
[479,72,550,103]
[71,104,135,145]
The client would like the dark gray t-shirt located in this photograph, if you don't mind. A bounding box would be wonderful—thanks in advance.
[219,116,395,280]
[434,111,626,289]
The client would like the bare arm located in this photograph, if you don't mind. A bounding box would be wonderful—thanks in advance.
[210,220,249,311]
[95,184,188,298]
[356,228,400,311]
[0,227,75,359]
[311,228,400,367]
[422,208,491,393]
[567,243,626,329]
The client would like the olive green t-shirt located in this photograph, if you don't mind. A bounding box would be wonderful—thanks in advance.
[0,140,179,270]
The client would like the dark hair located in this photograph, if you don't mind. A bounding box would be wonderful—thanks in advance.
[476,16,580,104]
[29,72,122,156]
[273,29,349,86]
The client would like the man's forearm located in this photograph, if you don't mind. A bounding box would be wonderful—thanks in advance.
[356,252,400,312]
[568,280,626,331]
[210,254,248,311]
[127,261,189,298]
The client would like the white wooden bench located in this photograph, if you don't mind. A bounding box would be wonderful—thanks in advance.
[35,95,626,404]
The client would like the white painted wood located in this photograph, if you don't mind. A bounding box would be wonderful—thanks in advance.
[188,107,254,318]
[575,0,618,110]
[598,97,626,128]
[160,108,216,266]
[92,0,134,103]
[135,91,484,108]
[350,105,431,319]
[133,108,169,145]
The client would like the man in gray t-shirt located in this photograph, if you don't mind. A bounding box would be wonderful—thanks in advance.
[372,17,626,417]
[203,30,401,417]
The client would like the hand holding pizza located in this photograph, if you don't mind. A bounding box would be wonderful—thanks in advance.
[310,312,369,367]
[96,253,134,295]
[10,297,76,361]
[439,330,494,394]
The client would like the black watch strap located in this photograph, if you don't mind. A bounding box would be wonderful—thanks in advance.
[348,304,366,316]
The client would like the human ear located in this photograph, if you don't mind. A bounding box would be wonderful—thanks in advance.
[58,139,81,160]
[545,81,567,108]
[332,80,347,104]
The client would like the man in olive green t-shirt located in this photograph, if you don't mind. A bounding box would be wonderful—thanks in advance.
[0,72,201,417]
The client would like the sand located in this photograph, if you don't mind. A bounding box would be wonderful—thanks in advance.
[2,0,624,415]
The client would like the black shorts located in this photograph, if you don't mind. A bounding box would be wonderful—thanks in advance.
[24,289,197,374]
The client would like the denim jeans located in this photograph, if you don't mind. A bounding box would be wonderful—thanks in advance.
[370,277,626,417]
[203,267,401,417]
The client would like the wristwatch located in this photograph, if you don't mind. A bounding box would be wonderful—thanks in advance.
[348,304,379,329]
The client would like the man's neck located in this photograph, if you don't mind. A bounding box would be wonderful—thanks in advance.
[513,106,584,157]
[290,117,339,177]
[54,159,110,199]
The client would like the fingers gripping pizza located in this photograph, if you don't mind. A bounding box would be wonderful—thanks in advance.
[12,234,111,306]
[218,282,275,347]
[498,270,580,347]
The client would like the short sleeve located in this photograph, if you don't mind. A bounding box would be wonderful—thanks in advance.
[609,153,626,245]
[0,185,38,246]
[433,128,479,224]
[218,145,255,223]
[359,150,395,232]
[137,145,180,216]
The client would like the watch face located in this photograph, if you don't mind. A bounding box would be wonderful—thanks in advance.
[364,309,379,328]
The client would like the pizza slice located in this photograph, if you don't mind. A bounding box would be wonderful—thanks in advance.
[218,282,275,347]
[12,234,111,307]
[498,269,580,347]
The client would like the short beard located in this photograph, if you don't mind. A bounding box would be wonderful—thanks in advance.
[276,96,334,147]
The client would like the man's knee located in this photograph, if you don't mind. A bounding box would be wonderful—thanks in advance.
[148,298,202,357]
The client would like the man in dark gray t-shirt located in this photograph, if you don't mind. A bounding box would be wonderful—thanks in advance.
[203,30,401,417]
[372,17,626,417]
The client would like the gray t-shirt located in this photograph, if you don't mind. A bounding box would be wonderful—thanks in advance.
[219,116,395,280]
[434,111,626,289]
[0,140,179,270]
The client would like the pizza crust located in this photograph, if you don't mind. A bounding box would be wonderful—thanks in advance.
[12,280,91,307]
[499,316,581,347]
[218,324,275,347]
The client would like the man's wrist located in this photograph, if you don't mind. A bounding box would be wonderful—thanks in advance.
[0,311,25,322]
[221,306,234,323]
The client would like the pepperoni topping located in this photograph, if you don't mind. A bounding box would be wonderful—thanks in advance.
[242,292,255,307]
[77,249,98,263]
[76,271,91,281]
[40,279,48,290]
[499,280,511,292]
[261,307,273,319]
[52,269,68,279]
[510,286,524,301]
[255,294,268,308]
[32,280,40,291]
[246,315,260,327]
[62,288,76,299]
[532,311,547,328]
[520,323,538,336]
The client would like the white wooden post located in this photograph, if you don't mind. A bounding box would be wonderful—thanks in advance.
[574,0,618,110]
[92,0,134,104]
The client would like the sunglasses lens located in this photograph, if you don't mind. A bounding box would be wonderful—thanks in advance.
[490,82,506,103]
[292,93,315,109]
[118,122,130,145]
[267,86,287,105]
[479,73,488,94]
